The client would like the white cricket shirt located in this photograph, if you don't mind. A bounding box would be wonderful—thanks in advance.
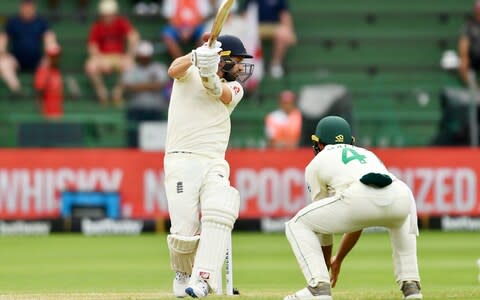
[165,66,244,158]
[305,144,396,202]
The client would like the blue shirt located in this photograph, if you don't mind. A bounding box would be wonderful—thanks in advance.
[243,0,289,23]
[5,16,49,71]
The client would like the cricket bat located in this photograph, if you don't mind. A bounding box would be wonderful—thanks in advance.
[208,0,235,48]
[201,0,235,83]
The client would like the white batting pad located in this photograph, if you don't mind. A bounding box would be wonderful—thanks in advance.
[191,222,231,293]
[167,234,200,273]
[191,186,240,292]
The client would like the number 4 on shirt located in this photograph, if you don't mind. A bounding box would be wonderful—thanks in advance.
[342,148,367,164]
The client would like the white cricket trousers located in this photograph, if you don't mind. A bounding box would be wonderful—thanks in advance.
[285,180,421,286]
[164,152,231,236]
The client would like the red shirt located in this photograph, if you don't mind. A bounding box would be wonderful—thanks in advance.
[35,65,63,118]
[88,16,133,54]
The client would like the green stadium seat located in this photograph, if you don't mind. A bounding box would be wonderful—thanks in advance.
[0,0,475,147]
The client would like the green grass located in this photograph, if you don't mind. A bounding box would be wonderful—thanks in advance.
[0,231,479,299]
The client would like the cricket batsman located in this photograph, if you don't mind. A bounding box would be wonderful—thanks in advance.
[284,116,422,300]
[164,34,254,298]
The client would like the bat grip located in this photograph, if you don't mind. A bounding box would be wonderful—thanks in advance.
[207,37,216,49]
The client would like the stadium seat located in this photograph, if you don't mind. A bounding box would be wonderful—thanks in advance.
[0,0,473,147]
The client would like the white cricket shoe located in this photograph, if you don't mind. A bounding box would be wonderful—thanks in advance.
[284,283,333,300]
[185,279,209,298]
[173,271,190,298]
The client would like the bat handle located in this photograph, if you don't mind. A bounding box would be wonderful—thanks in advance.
[207,37,217,49]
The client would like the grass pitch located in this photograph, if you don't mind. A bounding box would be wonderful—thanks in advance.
[0,231,479,299]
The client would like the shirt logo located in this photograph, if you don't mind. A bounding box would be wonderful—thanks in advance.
[233,86,240,95]
[176,182,183,194]
[335,135,344,143]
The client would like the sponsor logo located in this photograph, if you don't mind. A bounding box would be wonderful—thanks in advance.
[0,221,51,236]
[260,217,289,233]
[199,271,210,280]
[81,219,143,236]
[335,135,344,143]
[0,168,123,216]
[235,167,309,216]
[220,50,231,56]
[441,216,480,231]
[389,167,477,215]
[233,86,240,95]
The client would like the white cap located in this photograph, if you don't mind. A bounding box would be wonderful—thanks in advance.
[136,40,154,57]
[440,50,460,70]
[99,0,118,15]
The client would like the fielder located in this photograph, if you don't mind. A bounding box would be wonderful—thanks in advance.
[284,116,422,300]
[164,34,254,298]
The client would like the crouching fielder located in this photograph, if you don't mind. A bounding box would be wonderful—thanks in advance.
[164,34,254,298]
[284,116,422,300]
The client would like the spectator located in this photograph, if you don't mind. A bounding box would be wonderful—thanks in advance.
[243,0,296,79]
[459,0,480,85]
[122,40,169,147]
[34,44,63,120]
[47,0,89,22]
[85,0,139,106]
[265,90,302,149]
[0,0,58,94]
[161,0,212,60]
[434,0,480,146]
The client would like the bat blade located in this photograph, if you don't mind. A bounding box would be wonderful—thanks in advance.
[208,0,235,48]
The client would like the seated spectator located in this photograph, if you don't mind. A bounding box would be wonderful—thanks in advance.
[243,0,296,79]
[459,0,480,85]
[47,0,89,22]
[161,0,212,60]
[0,0,58,95]
[85,0,139,106]
[34,45,63,120]
[265,90,302,149]
[122,40,169,147]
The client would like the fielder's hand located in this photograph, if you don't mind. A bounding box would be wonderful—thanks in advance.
[191,42,222,76]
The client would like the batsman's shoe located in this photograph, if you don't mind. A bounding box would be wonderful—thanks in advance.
[173,271,190,298]
[401,281,423,299]
[283,283,333,300]
[185,279,209,298]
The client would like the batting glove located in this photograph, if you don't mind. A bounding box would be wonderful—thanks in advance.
[191,42,222,76]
